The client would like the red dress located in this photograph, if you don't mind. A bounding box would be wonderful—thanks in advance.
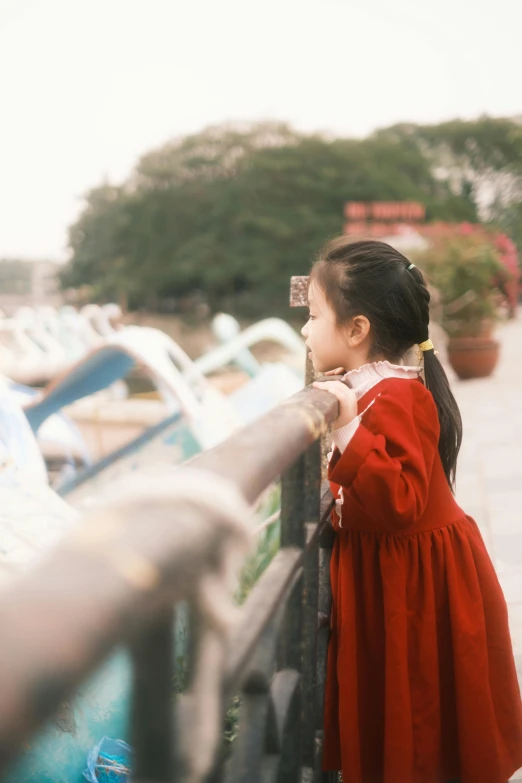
[323,376,522,783]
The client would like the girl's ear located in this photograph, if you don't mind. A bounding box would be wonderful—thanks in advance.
[346,315,371,347]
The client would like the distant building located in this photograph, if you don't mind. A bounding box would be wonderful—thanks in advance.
[0,259,63,315]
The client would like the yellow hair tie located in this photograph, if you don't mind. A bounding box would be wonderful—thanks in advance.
[419,339,435,352]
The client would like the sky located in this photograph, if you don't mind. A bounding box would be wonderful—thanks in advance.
[0,0,521,261]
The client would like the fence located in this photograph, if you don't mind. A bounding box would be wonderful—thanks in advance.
[0,384,339,783]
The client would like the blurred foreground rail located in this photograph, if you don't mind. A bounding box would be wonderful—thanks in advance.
[0,385,339,783]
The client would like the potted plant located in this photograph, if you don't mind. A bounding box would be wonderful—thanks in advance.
[415,234,511,380]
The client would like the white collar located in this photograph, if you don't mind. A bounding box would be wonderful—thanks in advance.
[341,360,422,401]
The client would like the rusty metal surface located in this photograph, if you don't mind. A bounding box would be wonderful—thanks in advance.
[320,481,335,524]
[131,614,174,782]
[290,276,310,308]
[301,440,322,769]
[0,386,338,779]
[189,387,337,507]
[225,548,302,694]
[0,495,247,775]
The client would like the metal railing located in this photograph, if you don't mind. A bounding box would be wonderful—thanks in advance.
[0,386,338,783]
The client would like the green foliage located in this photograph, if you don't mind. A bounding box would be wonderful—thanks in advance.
[416,116,522,177]
[221,484,282,753]
[62,118,513,317]
[377,117,522,222]
[235,484,281,605]
[223,695,241,749]
[60,184,134,300]
[378,117,522,174]
[171,484,282,758]
[415,235,508,337]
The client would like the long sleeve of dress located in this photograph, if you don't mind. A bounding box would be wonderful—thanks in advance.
[329,380,440,530]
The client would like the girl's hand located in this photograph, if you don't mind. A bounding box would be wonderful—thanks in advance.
[312,380,358,429]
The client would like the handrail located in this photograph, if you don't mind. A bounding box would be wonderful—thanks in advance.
[189,387,335,503]
[0,386,338,782]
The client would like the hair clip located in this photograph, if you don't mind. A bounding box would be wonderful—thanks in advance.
[407,263,416,270]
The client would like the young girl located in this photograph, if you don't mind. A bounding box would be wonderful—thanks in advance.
[302,237,522,783]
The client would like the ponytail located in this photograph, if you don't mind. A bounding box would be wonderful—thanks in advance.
[423,349,462,491]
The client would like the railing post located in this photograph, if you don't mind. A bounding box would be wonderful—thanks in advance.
[0,354,340,783]
[290,274,336,781]
[278,455,306,782]
[226,606,284,783]
[301,438,322,772]
[130,613,175,783]
[280,454,306,660]
[316,518,336,783]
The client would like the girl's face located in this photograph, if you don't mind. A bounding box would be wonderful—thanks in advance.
[301,282,372,373]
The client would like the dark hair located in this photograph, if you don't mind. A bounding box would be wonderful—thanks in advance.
[311,237,462,489]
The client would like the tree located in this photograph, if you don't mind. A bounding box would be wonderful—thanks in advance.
[132,121,300,190]
[376,117,522,218]
[61,184,133,301]
[62,120,494,317]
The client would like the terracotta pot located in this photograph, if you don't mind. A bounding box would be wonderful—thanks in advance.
[447,336,500,380]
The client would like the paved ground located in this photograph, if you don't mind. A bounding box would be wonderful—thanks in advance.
[449,314,522,781]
